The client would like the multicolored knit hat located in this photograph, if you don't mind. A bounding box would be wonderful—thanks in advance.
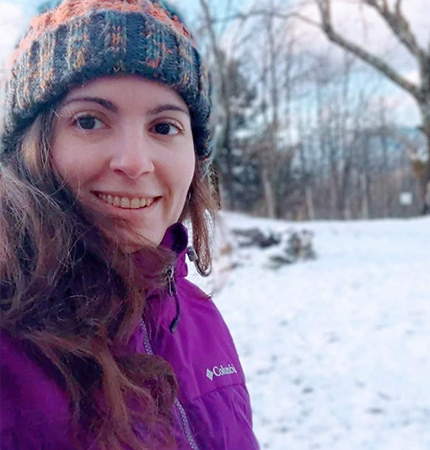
[1,0,212,160]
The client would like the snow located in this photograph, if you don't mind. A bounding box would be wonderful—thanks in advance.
[188,213,430,450]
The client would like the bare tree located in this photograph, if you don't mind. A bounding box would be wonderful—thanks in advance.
[259,0,282,218]
[311,0,430,204]
[193,0,422,219]
[197,0,237,209]
[200,0,293,218]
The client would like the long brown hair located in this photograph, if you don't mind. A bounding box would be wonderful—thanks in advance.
[0,106,218,449]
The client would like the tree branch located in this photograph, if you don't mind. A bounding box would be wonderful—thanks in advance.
[395,0,402,15]
[314,0,420,99]
[364,0,426,61]
[213,9,294,24]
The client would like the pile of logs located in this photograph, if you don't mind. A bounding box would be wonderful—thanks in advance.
[231,227,316,268]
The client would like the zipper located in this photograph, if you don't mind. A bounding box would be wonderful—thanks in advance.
[173,399,200,450]
[139,319,200,450]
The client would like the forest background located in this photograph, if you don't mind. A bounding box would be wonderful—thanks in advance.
[0,0,429,220]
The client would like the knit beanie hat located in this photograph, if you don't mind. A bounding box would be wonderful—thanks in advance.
[1,0,211,160]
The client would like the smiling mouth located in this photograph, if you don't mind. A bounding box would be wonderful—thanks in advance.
[94,192,159,210]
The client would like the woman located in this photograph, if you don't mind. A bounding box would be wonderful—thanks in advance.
[0,1,259,449]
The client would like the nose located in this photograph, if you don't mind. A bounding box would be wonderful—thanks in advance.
[110,129,155,179]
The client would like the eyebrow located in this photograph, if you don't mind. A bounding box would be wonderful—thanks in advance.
[61,97,190,117]
[148,104,190,118]
[62,96,117,112]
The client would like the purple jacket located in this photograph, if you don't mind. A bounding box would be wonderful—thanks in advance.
[0,224,259,449]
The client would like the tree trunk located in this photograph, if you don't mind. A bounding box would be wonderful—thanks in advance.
[360,172,369,219]
[418,99,430,195]
[262,164,276,218]
[265,0,279,219]
[305,185,315,220]
[220,112,236,210]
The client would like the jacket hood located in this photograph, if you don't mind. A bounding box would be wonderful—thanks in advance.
[159,223,189,281]
[132,223,190,286]
[132,222,193,334]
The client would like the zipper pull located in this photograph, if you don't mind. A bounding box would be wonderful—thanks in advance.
[166,266,180,333]
[166,266,176,296]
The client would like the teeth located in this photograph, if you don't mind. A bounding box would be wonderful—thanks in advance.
[130,199,140,209]
[97,193,155,209]
[120,197,130,208]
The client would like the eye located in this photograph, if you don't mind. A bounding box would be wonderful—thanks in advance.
[152,121,182,136]
[73,115,104,130]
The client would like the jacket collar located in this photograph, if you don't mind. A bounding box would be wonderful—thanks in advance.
[132,222,190,282]
[159,223,189,280]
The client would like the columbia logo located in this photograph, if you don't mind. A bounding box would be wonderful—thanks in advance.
[206,364,237,380]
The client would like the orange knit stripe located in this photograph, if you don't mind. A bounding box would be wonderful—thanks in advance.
[11,0,192,65]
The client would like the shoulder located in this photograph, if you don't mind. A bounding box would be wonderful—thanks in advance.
[0,331,73,449]
[1,330,65,399]
[177,278,241,368]
[147,277,247,393]
[152,276,245,380]
[146,279,259,448]
[179,278,227,329]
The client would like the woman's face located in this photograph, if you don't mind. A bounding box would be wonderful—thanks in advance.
[51,75,195,249]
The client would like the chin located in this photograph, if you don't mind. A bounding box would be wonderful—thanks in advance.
[121,229,164,252]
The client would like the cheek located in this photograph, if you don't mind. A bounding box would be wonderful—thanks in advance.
[165,149,195,216]
[51,136,73,182]
[175,150,195,195]
[51,149,82,189]
[51,135,98,190]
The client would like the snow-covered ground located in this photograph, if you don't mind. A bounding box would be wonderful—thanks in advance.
[189,213,430,450]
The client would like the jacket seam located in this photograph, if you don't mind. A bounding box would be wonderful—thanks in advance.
[184,381,248,405]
